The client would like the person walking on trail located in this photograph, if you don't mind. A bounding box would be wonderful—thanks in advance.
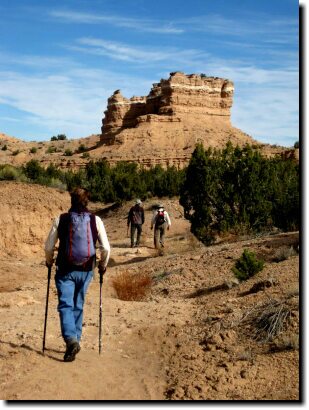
[151,204,171,249]
[127,199,145,248]
[45,187,110,362]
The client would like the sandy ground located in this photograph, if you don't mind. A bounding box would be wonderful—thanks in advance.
[0,182,299,400]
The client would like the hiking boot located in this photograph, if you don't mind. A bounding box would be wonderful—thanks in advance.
[64,341,80,362]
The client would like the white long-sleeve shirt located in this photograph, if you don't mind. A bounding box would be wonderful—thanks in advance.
[45,215,110,268]
[151,208,171,228]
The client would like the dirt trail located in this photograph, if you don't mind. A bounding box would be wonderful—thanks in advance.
[0,182,299,400]
[0,252,196,400]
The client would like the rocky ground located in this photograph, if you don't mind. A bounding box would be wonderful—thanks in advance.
[0,181,299,400]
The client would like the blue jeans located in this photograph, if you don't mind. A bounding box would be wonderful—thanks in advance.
[55,270,93,343]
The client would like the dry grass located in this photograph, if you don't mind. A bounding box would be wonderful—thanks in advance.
[112,271,152,301]
[237,295,298,343]
[272,246,298,262]
[160,233,203,256]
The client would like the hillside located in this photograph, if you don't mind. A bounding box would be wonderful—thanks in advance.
[0,131,298,172]
[0,182,299,400]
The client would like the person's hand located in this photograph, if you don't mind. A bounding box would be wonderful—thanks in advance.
[98,263,106,275]
[167,226,170,231]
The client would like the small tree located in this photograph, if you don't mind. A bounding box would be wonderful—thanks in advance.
[232,249,264,281]
[23,159,44,181]
[76,144,87,153]
[57,134,67,141]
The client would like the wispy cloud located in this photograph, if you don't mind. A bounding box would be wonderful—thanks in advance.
[49,10,183,34]
[67,37,206,65]
[0,67,153,139]
[0,115,22,123]
[49,9,298,45]
[0,50,79,70]
[180,14,298,44]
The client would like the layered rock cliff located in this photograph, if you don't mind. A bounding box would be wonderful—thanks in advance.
[99,72,256,168]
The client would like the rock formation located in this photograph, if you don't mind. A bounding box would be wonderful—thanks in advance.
[0,73,263,170]
[99,72,256,168]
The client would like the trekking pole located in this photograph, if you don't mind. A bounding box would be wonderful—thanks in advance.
[99,269,105,355]
[42,265,52,355]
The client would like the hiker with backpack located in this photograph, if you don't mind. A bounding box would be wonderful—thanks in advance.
[127,199,145,248]
[150,204,171,249]
[45,188,110,362]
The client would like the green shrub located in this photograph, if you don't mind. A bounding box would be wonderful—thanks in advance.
[23,159,44,180]
[76,144,87,153]
[0,164,21,180]
[232,249,264,281]
[1,144,7,151]
[46,146,56,154]
[30,147,37,154]
[81,152,90,159]
[12,149,20,156]
[64,149,73,156]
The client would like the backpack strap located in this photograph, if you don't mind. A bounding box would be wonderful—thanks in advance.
[89,213,98,245]
[58,212,70,242]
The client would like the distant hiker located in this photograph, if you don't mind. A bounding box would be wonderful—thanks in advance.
[45,187,110,362]
[151,204,171,249]
[127,199,145,248]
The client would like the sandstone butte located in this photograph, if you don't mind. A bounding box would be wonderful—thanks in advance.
[99,71,257,168]
[0,71,298,169]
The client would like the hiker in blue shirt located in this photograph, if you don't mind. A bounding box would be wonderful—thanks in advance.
[45,188,110,362]
[127,199,145,248]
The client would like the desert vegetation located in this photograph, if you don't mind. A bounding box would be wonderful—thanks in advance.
[179,142,299,244]
[112,271,152,301]
[232,249,264,282]
[0,142,299,246]
[50,134,67,141]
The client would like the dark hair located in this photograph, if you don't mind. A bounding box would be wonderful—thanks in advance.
[70,187,89,209]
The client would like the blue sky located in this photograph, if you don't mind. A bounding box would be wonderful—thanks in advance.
[0,0,299,146]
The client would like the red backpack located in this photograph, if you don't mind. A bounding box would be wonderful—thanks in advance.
[155,210,165,226]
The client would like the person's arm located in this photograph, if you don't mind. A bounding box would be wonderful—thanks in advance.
[127,209,132,227]
[141,208,145,225]
[45,216,60,266]
[150,212,157,229]
[165,211,171,227]
[95,216,111,269]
